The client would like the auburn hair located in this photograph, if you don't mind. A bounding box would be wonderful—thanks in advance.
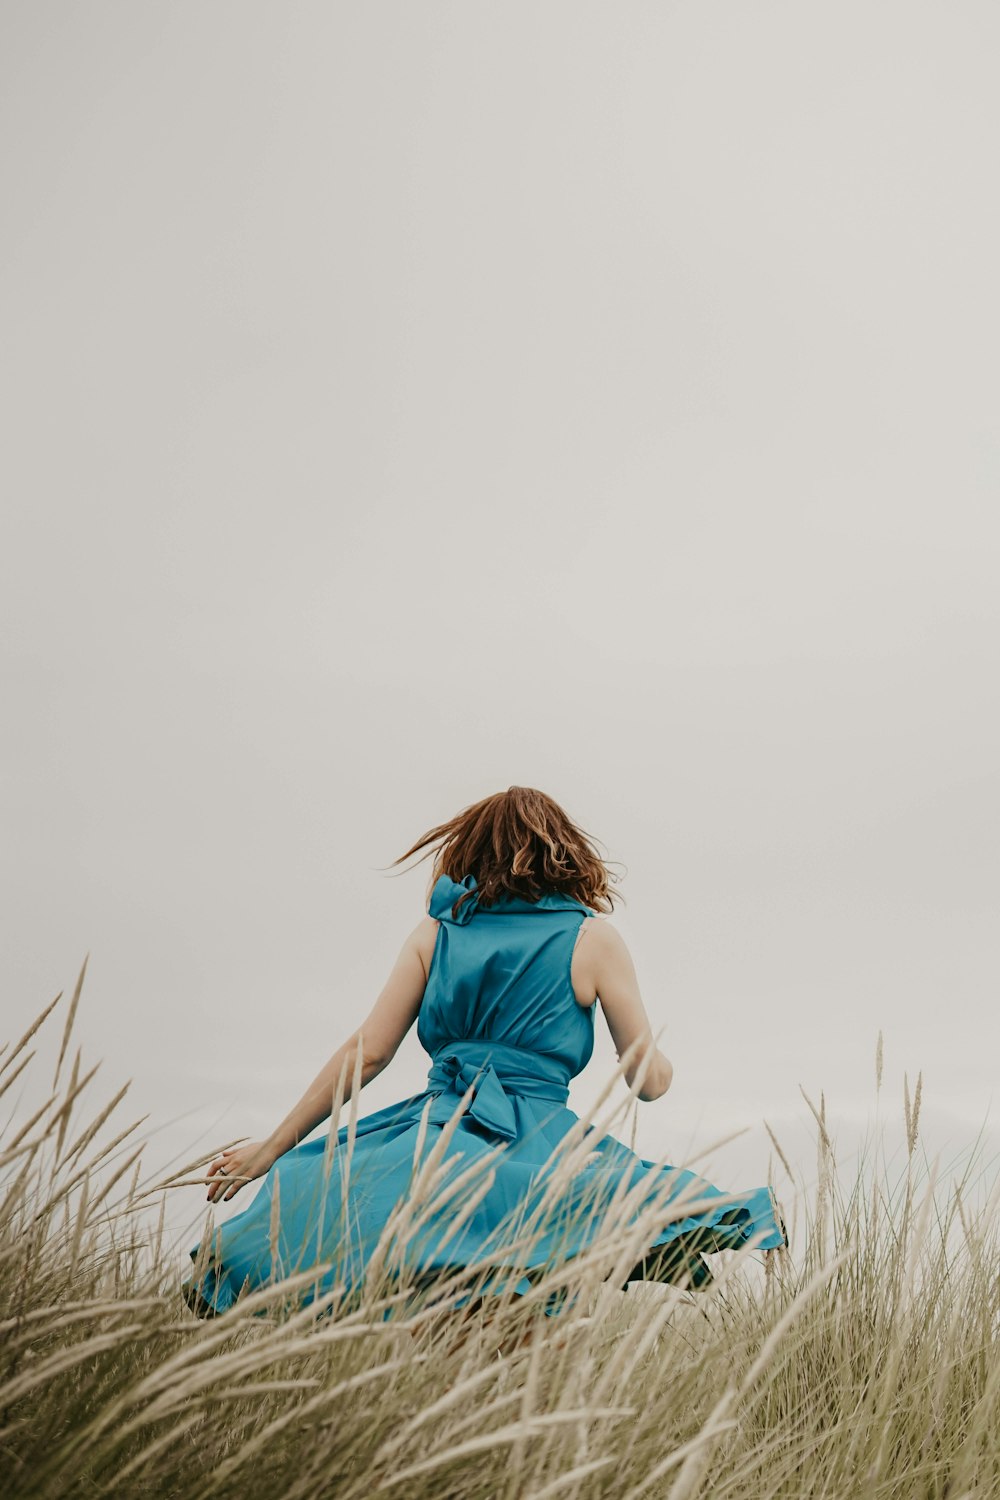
[386,786,624,918]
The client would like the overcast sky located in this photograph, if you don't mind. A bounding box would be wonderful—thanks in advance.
[3,2,999,1269]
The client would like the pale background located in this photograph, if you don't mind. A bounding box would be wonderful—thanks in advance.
[2,2,998,1275]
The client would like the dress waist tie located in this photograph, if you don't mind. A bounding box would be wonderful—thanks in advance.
[426,1039,570,1141]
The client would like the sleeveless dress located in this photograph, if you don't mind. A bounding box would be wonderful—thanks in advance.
[184,873,788,1318]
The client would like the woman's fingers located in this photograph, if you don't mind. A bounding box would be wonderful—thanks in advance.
[206,1160,235,1200]
[205,1143,264,1201]
[207,1159,251,1201]
[204,1148,239,1191]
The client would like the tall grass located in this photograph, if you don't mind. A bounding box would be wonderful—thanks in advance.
[2,965,999,1499]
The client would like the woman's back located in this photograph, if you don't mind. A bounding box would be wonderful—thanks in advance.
[417,873,598,1086]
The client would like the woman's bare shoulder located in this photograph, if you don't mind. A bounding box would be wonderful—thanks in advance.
[576,912,624,948]
[413,914,441,980]
[572,914,621,1008]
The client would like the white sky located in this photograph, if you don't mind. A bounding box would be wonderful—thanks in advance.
[2,2,998,1266]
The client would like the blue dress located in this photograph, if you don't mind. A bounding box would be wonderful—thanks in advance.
[184,873,787,1318]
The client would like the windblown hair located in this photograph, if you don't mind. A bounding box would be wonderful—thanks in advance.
[387,787,624,918]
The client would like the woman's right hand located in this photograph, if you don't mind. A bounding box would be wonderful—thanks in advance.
[203,1140,277,1204]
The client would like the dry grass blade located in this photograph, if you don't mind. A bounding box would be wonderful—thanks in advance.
[73,1268,344,1437]
[84,1145,146,1221]
[340,1042,365,1228]
[0,1047,37,1104]
[375,1409,635,1491]
[29,1150,109,1229]
[526,1457,618,1498]
[211,1380,322,1396]
[53,954,88,1091]
[58,1078,132,1171]
[7,1058,102,1163]
[199,1358,418,1500]
[373,1361,503,1461]
[95,1412,204,1495]
[662,1247,852,1500]
[4,1094,69,1165]
[268,1159,282,1276]
[76,1113,151,1180]
[68,1167,92,1274]
[740,1247,852,1392]
[62,1300,376,1474]
[0,1299,166,1345]
[762,1118,795,1183]
[591,1285,684,1408]
[53,1046,82,1160]
[1,1325,148,1407]
[798,1083,832,1153]
[197,1387,352,1498]
[908,1071,923,1157]
[1,990,63,1080]
[406,1385,526,1451]
[622,1414,741,1500]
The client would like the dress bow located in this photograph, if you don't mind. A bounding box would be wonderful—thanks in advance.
[429,1049,518,1141]
[428,873,481,925]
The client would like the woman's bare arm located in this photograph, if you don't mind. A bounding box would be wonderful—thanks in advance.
[590,922,673,1102]
[205,919,438,1200]
[262,917,437,1160]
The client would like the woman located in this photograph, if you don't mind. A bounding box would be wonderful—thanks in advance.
[182,787,787,1326]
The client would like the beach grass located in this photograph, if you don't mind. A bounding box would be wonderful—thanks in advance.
[2,963,999,1499]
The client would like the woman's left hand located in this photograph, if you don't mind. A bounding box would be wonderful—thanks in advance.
[204,1141,277,1203]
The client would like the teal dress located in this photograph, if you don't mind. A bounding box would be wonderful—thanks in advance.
[184,874,787,1318]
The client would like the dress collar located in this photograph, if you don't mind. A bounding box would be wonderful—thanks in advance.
[428,872,591,925]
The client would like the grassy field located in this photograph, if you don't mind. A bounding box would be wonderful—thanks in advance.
[2,965,999,1500]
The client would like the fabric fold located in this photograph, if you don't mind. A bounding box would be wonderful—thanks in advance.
[427,1051,518,1139]
[425,1037,571,1142]
[428,873,480,924]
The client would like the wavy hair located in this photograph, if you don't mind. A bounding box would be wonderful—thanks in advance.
[385,786,624,918]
